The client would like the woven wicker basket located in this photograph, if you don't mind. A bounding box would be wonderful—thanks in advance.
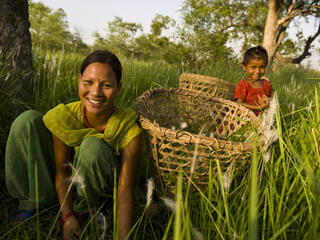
[179,73,236,100]
[136,88,262,193]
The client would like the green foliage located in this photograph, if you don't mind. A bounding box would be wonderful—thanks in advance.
[92,14,187,66]
[180,0,320,60]
[92,17,143,57]
[29,1,89,53]
[0,52,31,162]
[134,14,185,65]
[150,14,175,38]
[181,0,266,47]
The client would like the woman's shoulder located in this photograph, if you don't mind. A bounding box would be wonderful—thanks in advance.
[115,107,136,114]
[65,100,83,114]
[112,107,139,124]
[106,107,142,153]
[46,100,82,113]
[43,100,83,127]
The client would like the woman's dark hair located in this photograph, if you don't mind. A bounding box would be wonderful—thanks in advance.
[242,46,268,66]
[80,50,122,84]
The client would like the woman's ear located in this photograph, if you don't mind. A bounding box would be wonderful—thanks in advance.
[78,73,81,82]
[242,64,247,70]
[116,82,122,97]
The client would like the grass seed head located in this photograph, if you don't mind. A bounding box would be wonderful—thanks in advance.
[192,227,204,240]
[146,178,154,208]
[161,197,175,212]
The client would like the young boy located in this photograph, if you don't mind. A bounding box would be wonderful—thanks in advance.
[234,46,273,116]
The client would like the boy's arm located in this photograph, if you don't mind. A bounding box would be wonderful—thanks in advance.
[236,96,269,111]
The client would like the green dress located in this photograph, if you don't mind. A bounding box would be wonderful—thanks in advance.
[5,101,142,211]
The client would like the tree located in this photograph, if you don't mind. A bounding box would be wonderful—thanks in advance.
[180,1,233,67]
[181,0,320,66]
[29,1,88,52]
[134,14,178,62]
[264,0,320,65]
[0,0,32,73]
[93,17,143,57]
[0,0,32,101]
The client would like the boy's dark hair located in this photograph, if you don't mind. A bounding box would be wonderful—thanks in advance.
[242,46,268,66]
[80,50,122,84]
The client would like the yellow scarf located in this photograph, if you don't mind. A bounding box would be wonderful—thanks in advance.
[43,101,142,155]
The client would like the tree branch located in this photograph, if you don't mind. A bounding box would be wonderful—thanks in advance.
[219,20,264,33]
[276,21,320,64]
[278,0,296,25]
[292,21,320,64]
[278,1,319,26]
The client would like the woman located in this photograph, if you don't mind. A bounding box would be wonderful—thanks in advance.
[5,50,142,239]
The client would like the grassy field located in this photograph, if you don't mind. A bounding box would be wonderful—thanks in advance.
[0,49,320,239]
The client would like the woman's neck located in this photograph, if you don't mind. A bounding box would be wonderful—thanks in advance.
[85,106,114,132]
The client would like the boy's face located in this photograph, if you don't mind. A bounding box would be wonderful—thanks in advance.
[243,58,266,82]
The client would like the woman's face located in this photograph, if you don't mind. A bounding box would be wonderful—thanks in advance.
[78,62,121,117]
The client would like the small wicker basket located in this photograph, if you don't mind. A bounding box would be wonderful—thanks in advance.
[179,73,236,100]
[136,88,262,193]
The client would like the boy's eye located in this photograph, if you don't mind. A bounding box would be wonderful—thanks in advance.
[103,83,112,88]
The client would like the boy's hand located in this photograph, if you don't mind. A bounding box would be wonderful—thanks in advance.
[257,95,269,109]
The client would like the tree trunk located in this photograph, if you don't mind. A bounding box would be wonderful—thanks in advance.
[263,0,280,67]
[0,0,32,100]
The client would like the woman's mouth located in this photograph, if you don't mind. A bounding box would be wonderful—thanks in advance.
[88,98,104,105]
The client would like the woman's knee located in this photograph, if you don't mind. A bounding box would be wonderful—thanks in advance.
[10,110,43,135]
[77,137,116,168]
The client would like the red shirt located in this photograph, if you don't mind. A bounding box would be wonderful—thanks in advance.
[234,79,273,115]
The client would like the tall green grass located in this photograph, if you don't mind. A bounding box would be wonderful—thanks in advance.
[1,49,320,239]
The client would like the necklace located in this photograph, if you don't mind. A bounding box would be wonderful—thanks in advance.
[83,105,115,133]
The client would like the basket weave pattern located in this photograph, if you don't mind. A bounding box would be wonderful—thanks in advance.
[136,88,260,191]
[179,73,236,100]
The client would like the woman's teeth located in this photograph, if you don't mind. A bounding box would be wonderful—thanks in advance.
[88,99,102,104]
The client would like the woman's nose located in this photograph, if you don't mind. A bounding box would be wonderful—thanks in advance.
[91,83,102,96]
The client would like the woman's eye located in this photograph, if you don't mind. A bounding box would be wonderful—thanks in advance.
[103,84,112,88]
[84,80,93,85]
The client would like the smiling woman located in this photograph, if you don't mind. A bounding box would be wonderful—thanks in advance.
[78,60,121,132]
[5,50,142,240]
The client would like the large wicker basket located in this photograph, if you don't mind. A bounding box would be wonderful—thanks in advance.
[136,88,262,193]
[179,73,236,100]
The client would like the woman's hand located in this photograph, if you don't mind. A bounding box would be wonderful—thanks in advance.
[62,215,83,240]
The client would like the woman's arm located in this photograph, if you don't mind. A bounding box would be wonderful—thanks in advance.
[117,133,142,240]
[53,135,82,239]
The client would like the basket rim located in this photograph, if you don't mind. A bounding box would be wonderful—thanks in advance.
[179,73,236,88]
[136,87,260,150]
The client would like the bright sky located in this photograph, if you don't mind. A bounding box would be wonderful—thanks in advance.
[32,0,183,44]
[32,0,319,68]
